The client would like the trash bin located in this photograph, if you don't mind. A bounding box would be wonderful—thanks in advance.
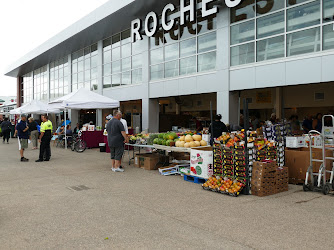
[99,143,106,152]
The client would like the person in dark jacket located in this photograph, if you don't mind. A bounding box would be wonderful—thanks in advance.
[28,117,39,149]
[209,114,228,139]
[1,117,11,144]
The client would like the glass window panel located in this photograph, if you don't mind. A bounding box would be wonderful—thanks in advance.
[165,60,179,78]
[59,68,64,78]
[112,47,121,61]
[72,63,78,74]
[180,38,196,57]
[112,74,121,87]
[323,24,334,50]
[197,11,217,35]
[112,60,121,73]
[91,79,98,91]
[165,43,179,61]
[103,38,111,51]
[132,69,142,84]
[198,51,216,72]
[257,35,285,62]
[64,65,69,76]
[59,78,64,87]
[72,74,78,84]
[122,71,131,85]
[103,76,112,88]
[256,0,284,16]
[324,0,334,23]
[112,34,121,48]
[150,64,164,81]
[257,11,284,39]
[78,60,84,72]
[180,17,197,40]
[180,55,197,75]
[72,52,78,62]
[84,58,90,71]
[121,30,131,44]
[151,48,164,65]
[91,55,98,68]
[198,32,216,53]
[85,69,91,81]
[122,57,131,71]
[231,0,255,23]
[104,63,111,76]
[77,49,84,61]
[231,42,255,66]
[231,20,255,45]
[78,72,84,83]
[132,54,142,69]
[122,43,131,58]
[287,1,320,32]
[91,44,98,56]
[151,30,164,48]
[287,27,320,56]
[287,0,309,7]
[91,67,98,79]
[58,87,63,97]
[64,78,68,87]
[104,50,111,64]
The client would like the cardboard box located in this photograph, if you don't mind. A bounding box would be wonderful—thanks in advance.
[285,148,333,183]
[136,153,169,171]
[286,136,305,148]
[190,147,213,179]
[253,161,276,173]
[134,155,141,168]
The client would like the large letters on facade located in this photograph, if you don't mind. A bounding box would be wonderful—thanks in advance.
[131,0,242,43]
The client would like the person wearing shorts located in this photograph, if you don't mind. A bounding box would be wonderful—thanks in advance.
[106,110,128,172]
[16,114,30,162]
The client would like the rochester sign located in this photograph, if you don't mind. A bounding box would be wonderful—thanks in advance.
[131,0,242,43]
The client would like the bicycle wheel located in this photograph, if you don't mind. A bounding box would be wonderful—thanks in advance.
[75,139,87,153]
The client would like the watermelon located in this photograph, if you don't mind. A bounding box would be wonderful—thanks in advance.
[153,138,159,144]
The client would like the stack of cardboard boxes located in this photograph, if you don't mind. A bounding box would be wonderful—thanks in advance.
[251,161,289,197]
[251,161,276,197]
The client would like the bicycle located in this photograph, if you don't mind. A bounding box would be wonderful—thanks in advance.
[71,131,87,153]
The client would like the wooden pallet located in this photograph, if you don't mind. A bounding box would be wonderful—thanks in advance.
[183,174,207,184]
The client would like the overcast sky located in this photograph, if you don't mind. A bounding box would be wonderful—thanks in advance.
[0,0,109,97]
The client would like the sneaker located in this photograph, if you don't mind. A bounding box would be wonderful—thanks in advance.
[21,158,29,162]
[112,168,124,172]
[119,166,123,169]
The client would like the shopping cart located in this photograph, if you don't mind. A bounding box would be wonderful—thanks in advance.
[303,115,334,195]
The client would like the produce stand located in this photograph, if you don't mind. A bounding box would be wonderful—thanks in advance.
[81,131,104,148]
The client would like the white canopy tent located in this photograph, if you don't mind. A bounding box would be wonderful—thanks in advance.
[48,88,120,148]
[10,100,60,115]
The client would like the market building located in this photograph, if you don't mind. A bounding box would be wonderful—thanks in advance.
[4,0,334,132]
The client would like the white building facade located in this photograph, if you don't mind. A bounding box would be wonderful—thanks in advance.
[5,0,334,131]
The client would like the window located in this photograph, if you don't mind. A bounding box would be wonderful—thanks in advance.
[71,44,98,92]
[103,29,143,88]
[50,57,68,100]
[149,8,217,80]
[230,0,334,66]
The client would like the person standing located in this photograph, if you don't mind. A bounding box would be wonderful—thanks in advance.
[106,110,128,172]
[1,117,11,144]
[36,114,53,162]
[209,114,228,139]
[302,115,313,134]
[28,117,39,149]
[16,114,29,162]
[120,117,129,134]
[312,113,322,133]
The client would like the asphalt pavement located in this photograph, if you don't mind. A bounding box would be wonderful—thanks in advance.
[1,139,334,249]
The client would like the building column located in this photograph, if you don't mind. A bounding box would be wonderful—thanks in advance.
[96,40,104,127]
[17,76,23,107]
[217,91,239,126]
[142,98,159,133]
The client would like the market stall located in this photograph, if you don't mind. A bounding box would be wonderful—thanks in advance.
[48,88,119,149]
[81,130,104,148]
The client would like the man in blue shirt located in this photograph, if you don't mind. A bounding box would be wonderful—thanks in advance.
[16,114,30,162]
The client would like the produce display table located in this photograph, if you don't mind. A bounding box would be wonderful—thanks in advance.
[124,143,154,165]
[82,131,104,148]
[153,144,191,153]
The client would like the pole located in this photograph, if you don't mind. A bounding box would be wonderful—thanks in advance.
[210,101,214,146]
[64,108,67,149]
[243,98,250,195]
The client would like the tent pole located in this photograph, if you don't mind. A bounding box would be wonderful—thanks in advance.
[65,108,67,149]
